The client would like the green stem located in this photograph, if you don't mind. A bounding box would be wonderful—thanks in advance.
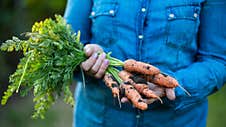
[16,53,32,93]
[106,66,123,84]
[106,52,124,67]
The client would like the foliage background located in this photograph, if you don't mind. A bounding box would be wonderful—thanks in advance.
[0,0,225,127]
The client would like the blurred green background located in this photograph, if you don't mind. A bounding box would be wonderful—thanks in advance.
[0,0,225,127]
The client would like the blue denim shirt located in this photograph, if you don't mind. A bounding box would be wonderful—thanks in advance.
[64,0,226,127]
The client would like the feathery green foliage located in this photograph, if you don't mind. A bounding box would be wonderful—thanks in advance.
[1,15,86,119]
[1,15,123,119]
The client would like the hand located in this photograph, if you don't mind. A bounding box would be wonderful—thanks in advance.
[121,82,176,104]
[81,44,109,78]
[147,82,175,101]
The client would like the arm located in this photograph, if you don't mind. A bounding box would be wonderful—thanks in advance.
[64,0,92,43]
[172,0,226,111]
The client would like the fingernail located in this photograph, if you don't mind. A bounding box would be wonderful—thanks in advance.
[101,52,106,58]
[104,59,109,65]
[93,53,98,59]
[85,47,90,54]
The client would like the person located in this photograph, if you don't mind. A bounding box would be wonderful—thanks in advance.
[64,0,226,127]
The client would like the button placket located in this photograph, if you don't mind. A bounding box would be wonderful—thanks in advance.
[135,0,149,123]
[136,0,150,60]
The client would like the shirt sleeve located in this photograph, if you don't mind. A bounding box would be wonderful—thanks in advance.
[64,0,92,44]
[171,0,226,111]
[64,0,93,81]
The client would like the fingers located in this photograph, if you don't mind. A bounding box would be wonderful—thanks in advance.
[143,98,157,104]
[147,82,165,97]
[121,97,129,103]
[81,44,109,78]
[91,53,106,74]
[81,53,98,71]
[84,44,103,57]
[165,88,176,100]
[94,59,109,79]
[147,82,158,89]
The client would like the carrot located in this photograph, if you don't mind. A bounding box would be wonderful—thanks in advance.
[118,70,135,85]
[120,83,147,110]
[135,83,163,104]
[145,73,178,88]
[118,70,162,103]
[123,59,160,75]
[145,73,191,96]
[103,73,122,108]
[103,73,120,98]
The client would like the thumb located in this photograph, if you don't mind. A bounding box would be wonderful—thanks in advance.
[84,45,94,57]
[166,88,176,100]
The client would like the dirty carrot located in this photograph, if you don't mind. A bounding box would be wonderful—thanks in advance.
[145,73,191,96]
[118,70,135,85]
[134,83,163,104]
[120,83,148,110]
[103,73,120,98]
[123,59,160,75]
[103,73,122,108]
[118,70,162,103]
[145,73,178,88]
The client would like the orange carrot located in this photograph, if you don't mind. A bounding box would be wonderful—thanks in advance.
[103,73,120,98]
[124,59,160,75]
[145,73,178,88]
[120,84,147,110]
[146,74,191,96]
[135,83,163,104]
[118,70,135,85]
[118,70,162,103]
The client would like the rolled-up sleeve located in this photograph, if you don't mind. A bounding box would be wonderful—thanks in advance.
[64,0,92,44]
[172,0,226,111]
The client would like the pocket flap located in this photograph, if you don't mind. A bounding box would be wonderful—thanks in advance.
[166,5,201,21]
[89,3,119,18]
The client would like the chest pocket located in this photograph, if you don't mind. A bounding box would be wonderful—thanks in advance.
[89,2,118,48]
[165,5,201,49]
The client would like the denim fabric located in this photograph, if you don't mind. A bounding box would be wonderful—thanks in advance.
[64,0,226,127]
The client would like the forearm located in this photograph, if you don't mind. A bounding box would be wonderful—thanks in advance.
[169,0,226,111]
[64,0,92,43]
[172,59,226,111]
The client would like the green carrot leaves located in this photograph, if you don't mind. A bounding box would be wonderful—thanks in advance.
[1,15,124,119]
[1,15,87,119]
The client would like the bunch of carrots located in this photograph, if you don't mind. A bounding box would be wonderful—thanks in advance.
[0,15,190,118]
[103,59,190,110]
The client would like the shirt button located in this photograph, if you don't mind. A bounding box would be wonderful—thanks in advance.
[138,35,144,39]
[136,115,140,119]
[141,8,146,12]
[109,10,115,15]
[91,11,95,16]
[169,13,175,19]
[194,13,198,18]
